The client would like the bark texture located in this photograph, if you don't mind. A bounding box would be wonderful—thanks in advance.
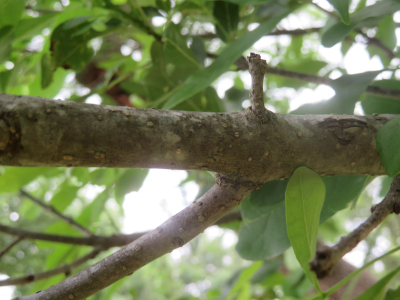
[0,94,392,183]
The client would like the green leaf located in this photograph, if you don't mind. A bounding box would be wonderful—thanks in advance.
[320,246,400,299]
[14,13,59,42]
[362,80,400,115]
[353,266,400,300]
[50,20,98,70]
[0,0,27,28]
[0,25,14,64]
[285,167,325,291]
[162,7,296,109]
[376,116,400,177]
[50,182,80,212]
[321,0,400,47]
[236,180,291,260]
[320,175,369,222]
[41,53,54,89]
[0,167,53,193]
[384,285,400,300]
[213,1,239,42]
[224,0,274,4]
[292,71,380,115]
[327,0,350,24]
[163,23,200,68]
[114,169,148,203]
[77,188,109,227]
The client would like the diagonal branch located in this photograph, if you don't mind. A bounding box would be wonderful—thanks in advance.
[15,178,253,299]
[0,237,23,259]
[2,246,103,287]
[310,174,400,278]
[20,190,93,237]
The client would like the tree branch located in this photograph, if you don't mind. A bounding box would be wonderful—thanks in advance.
[0,237,23,259]
[310,174,400,278]
[247,52,275,123]
[0,210,241,247]
[231,56,400,100]
[0,94,393,183]
[20,190,92,237]
[2,246,103,287]
[15,179,253,299]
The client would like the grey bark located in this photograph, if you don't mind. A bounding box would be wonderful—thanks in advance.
[15,181,252,300]
[0,94,393,183]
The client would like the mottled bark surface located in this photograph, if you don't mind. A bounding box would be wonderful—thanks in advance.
[0,94,392,183]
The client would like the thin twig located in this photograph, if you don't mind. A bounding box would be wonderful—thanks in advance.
[0,237,23,259]
[20,190,92,237]
[247,53,275,123]
[1,246,103,287]
[310,174,400,278]
[312,2,394,59]
[0,210,243,246]
[228,55,400,100]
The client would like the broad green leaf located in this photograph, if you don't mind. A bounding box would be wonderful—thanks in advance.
[320,175,369,222]
[0,25,14,64]
[0,167,53,193]
[376,116,400,177]
[114,169,148,203]
[41,53,54,89]
[0,0,26,28]
[352,266,400,300]
[76,188,109,227]
[50,20,98,70]
[367,16,397,66]
[225,0,274,4]
[213,1,239,42]
[285,167,325,290]
[162,8,296,109]
[190,36,206,66]
[362,80,400,115]
[28,67,71,99]
[291,71,380,115]
[317,246,400,299]
[384,285,400,300]
[236,180,291,260]
[328,0,350,24]
[14,13,58,42]
[227,262,263,300]
[50,182,80,212]
[322,0,400,47]
[163,23,200,68]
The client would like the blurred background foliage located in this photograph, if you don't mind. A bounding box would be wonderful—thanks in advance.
[0,0,400,299]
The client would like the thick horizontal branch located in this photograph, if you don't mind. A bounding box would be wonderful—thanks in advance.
[16,180,252,299]
[0,95,392,183]
[1,246,103,287]
[310,174,400,278]
[20,190,92,237]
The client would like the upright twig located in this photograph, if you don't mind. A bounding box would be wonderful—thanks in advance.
[310,174,400,278]
[246,53,276,123]
[20,190,92,237]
